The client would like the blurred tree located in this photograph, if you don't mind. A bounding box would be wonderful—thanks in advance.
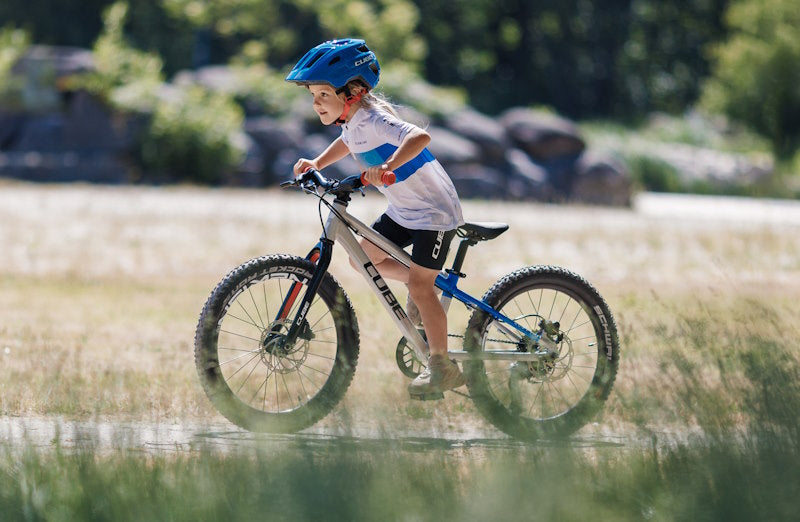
[620,0,728,116]
[74,1,164,108]
[0,25,31,109]
[701,0,800,158]
[0,0,740,122]
[0,0,109,47]
[160,0,425,71]
[414,0,728,118]
[312,0,425,68]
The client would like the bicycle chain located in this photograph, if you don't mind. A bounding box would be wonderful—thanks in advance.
[447,333,519,345]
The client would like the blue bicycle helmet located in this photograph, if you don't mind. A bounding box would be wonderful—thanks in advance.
[285,38,380,91]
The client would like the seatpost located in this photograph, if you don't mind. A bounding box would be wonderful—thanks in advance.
[448,236,477,277]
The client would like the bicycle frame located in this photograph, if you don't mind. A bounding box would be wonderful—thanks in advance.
[282,190,546,364]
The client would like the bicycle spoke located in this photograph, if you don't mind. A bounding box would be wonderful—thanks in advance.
[296,366,323,394]
[274,368,280,411]
[513,299,533,331]
[239,356,269,397]
[220,328,261,344]
[235,299,263,332]
[566,306,582,333]
[303,364,332,377]
[280,373,294,409]
[224,313,263,332]
[306,351,336,361]
[294,369,310,401]
[248,287,266,329]
[216,349,262,367]
[526,382,545,419]
[262,283,271,323]
[224,352,261,380]
[218,346,261,354]
[248,368,270,406]
[566,319,591,333]
[557,297,571,325]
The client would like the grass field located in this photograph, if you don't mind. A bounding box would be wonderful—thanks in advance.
[1,180,799,520]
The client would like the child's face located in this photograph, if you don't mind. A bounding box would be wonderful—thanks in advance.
[308,84,346,125]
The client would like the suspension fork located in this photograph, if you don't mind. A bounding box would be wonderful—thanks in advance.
[276,239,332,347]
[275,243,322,321]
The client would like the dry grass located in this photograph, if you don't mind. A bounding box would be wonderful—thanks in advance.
[1,180,798,437]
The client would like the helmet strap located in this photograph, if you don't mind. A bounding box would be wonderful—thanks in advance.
[335,88,365,125]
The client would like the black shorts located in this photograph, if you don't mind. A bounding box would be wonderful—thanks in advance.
[372,214,457,270]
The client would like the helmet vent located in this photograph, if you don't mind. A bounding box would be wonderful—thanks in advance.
[304,50,325,68]
[328,56,341,66]
[357,45,369,53]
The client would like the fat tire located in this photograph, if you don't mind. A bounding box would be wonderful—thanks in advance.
[194,255,359,433]
[463,265,619,440]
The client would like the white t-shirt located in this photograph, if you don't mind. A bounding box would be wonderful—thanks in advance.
[340,107,464,231]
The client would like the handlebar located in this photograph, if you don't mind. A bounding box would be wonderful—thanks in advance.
[280,168,395,194]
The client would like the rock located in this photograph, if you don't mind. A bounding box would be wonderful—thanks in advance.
[175,65,238,94]
[396,105,430,128]
[643,142,772,188]
[228,132,265,186]
[444,108,509,164]
[244,117,305,157]
[12,45,94,79]
[446,163,506,199]
[505,148,552,201]
[570,151,632,206]
[0,112,26,149]
[499,107,585,161]
[292,133,360,180]
[0,151,128,183]
[427,126,480,165]
[13,114,67,152]
[63,90,130,151]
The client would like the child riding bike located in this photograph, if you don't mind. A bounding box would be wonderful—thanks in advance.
[286,38,465,397]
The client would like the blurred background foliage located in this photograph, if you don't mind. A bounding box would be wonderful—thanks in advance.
[1,0,799,183]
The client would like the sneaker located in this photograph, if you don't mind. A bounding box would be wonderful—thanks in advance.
[408,354,466,396]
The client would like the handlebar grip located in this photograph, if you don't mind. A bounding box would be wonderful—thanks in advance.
[360,171,396,186]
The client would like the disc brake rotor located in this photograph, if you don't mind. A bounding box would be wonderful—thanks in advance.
[260,319,311,374]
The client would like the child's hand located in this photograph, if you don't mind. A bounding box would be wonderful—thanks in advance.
[293,158,318,176]
[363,163,391,185]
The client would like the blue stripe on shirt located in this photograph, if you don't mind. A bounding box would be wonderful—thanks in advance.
[354,144,435,182]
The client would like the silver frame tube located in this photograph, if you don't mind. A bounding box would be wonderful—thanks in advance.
[324,201,429,361]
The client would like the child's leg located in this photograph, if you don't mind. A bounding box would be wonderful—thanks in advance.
[348,238,410,282]
[407,263,447,356]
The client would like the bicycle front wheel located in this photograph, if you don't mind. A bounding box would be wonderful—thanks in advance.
[194,255,359,433]
[463,266,619,439]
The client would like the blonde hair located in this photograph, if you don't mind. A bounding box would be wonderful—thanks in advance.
[345,80,400,117]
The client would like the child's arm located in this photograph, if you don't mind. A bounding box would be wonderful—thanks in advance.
[293,137,351,175]
[363,127,430,184]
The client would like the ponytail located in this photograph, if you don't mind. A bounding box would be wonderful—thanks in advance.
[344,80,400,118]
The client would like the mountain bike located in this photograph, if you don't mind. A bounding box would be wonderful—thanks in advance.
[194,169,620,440]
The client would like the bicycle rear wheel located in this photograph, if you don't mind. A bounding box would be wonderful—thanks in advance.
[194,255,359,433]
[463,265,619,439]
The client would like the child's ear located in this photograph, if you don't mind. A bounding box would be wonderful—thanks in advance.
[349,82,367,96]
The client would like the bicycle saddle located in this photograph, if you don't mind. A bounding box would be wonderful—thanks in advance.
[458,222,509,241]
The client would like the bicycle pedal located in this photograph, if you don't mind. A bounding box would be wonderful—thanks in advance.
[409,391,445,401]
